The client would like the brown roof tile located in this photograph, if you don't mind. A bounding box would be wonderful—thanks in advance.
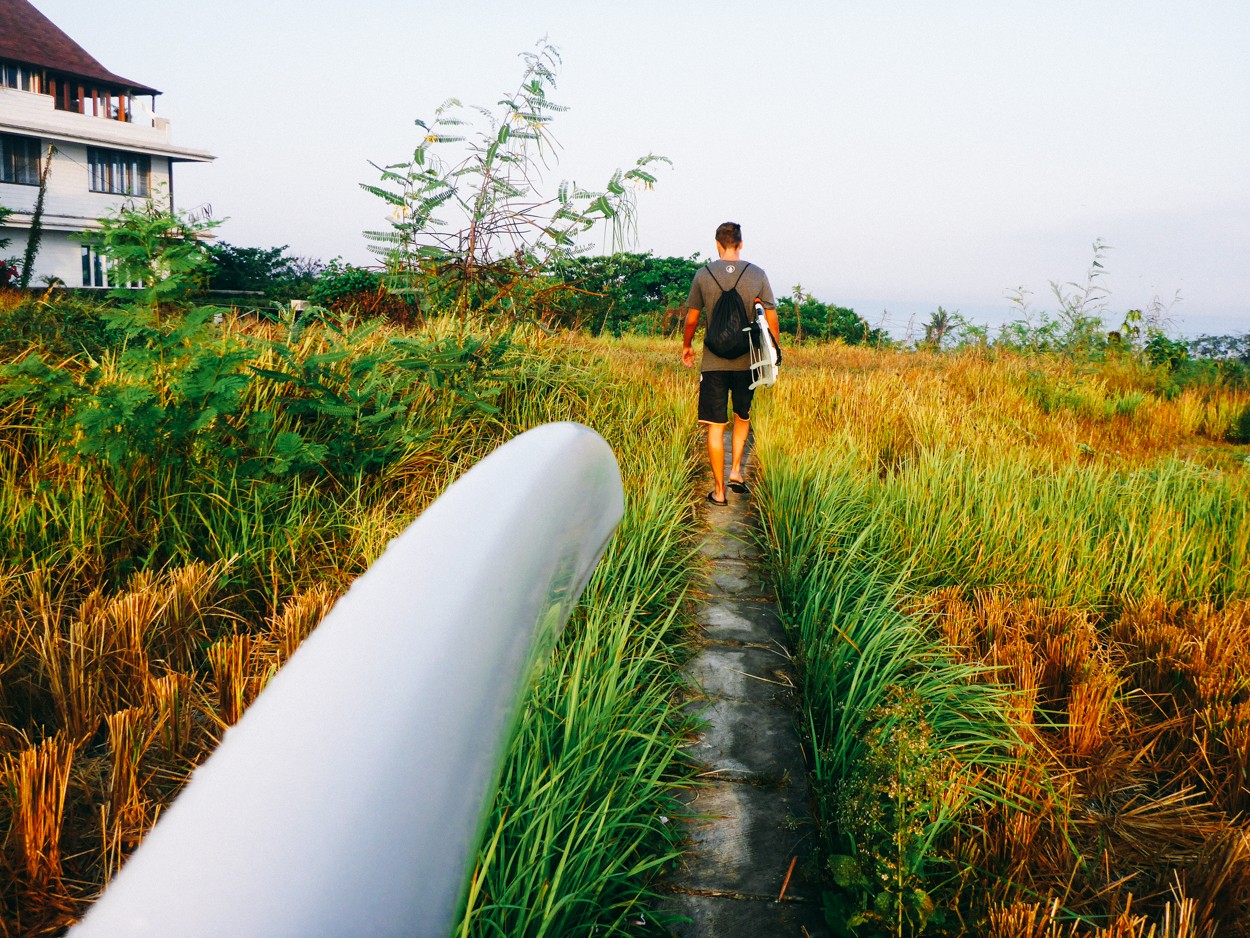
[0,0,160,95]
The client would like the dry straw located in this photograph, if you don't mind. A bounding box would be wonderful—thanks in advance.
[752,343,1250,933]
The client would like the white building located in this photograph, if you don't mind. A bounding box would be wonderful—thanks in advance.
[0,0,213,288]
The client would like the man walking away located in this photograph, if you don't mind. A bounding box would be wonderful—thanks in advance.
[681,221,780,506]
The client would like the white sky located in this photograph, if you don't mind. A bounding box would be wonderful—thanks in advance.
[33,0,1250,337]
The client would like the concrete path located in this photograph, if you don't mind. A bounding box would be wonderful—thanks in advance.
[661,431,828,936]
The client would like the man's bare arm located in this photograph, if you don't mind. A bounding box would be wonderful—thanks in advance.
[681,308,700,368]
[765,307,781,345]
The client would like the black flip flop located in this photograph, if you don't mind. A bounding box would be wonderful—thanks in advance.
[706,491,728,507]
[727,479,749,494]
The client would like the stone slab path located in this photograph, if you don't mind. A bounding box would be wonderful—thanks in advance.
[661,431,828,936]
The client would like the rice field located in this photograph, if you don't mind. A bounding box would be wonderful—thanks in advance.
[4,300,1249,937]
[752,343,1250,935]
[0,309,702,937]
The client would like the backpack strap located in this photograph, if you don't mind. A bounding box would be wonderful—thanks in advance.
[704,261,751,294]
[704,263,722,291]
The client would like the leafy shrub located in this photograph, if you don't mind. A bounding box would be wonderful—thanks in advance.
[825,689,951,935]
[0,307,518,527]
[330,287,419,325]
[308,259,383,307]
[1144,331,1189,371]
[1,310,522,585]
[305,260,419,325]
[0,291,116,358]
[74,192,219,311]
[2,308,257,497]
[1230,405,1250,445]
[251,319,516,477]
[776,292,885,345]
[206,241,325,300]
[547,251,702,334]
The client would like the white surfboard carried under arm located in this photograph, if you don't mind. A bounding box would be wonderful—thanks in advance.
[747,301,781,390]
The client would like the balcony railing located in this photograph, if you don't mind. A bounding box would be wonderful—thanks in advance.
[0,62,158,126]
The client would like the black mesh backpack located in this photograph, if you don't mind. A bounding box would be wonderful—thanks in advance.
[703,263,752,358]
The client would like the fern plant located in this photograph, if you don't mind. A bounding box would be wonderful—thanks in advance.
[74,188,220,315]
[0,308,519,508]
[362,41,669,319]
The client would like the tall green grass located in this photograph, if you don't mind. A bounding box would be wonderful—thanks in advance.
[750,344,1250,934]
[457,337,701,936]
[753,445,1021,932]
[0,310,702,936]
[867,450,1249,605]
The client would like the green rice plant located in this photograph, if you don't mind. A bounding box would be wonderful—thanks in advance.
[459,509,694,935]
[455,337,701,936]
[1110,390,1146,419]
[1022,370,1090,416]
[750,341,1250,934]
[751,439,1022,934]
[1,318,705,935]
[865,452,1249,606]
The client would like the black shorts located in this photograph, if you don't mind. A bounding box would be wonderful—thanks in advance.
[698,370,755,424]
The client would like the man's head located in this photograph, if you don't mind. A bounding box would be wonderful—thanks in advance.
[715,222,742,249]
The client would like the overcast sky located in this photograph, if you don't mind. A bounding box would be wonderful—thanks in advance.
[34,0,1249,337]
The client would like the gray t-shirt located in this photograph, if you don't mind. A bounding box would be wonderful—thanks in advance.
[685,260,777,372]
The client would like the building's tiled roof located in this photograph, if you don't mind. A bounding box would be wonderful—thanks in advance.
[0,0,160,95]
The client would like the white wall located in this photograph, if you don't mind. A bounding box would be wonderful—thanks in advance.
[0,228,92,288]
[0,179,38,214]
[1,147,173,286]
[3,80,205,286]
[34,141,174,224]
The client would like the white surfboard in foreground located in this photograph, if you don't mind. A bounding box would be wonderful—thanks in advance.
[69,422,625,938]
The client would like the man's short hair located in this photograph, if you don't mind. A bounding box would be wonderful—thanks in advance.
[715,222,742,248]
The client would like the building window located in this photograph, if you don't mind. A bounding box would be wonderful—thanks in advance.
[82,245,106,288]
[0,133,40,185]
[88,147,149,196]
[81,246,141,289]
[0,62,34,91]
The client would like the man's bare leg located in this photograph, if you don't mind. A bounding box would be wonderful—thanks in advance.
[729,415,750,485]
[706,422,728,502]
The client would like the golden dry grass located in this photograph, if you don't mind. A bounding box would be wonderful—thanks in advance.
[0,559,343,935]
[0,312,538,934]
[0,321,702,936]
[752,342,1250,935]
